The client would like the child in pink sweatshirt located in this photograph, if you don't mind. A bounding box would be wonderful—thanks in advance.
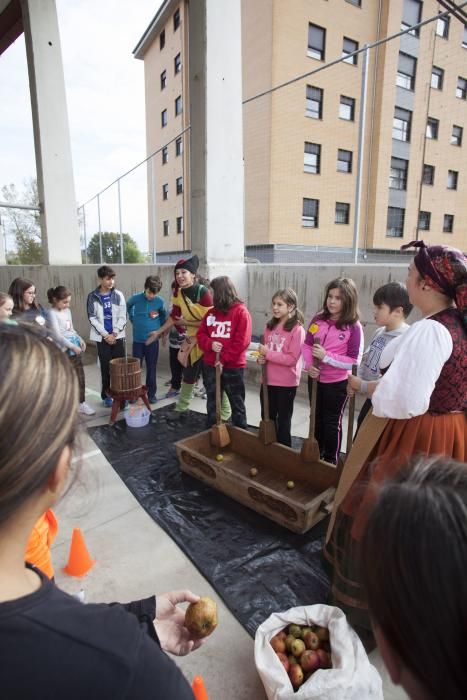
[257,288,305,446]
[302,277,363,464]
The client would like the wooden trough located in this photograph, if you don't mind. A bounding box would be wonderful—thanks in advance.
[176,426,338,534]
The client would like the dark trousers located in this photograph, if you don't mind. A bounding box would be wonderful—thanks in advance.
[97,338,125,399]
[69,354,85,403]
[355,397,372,436]
[182,355,203,385]
[203,364,247,429]
[307,378,348,464]
[133,340,159,399]
[260,385,297,447]
[169,346,183,390]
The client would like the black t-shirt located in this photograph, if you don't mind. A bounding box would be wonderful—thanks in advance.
[0,567,194,699]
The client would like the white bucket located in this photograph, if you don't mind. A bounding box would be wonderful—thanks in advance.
[124,402,150,428]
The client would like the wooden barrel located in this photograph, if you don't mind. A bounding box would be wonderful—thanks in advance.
[110,357,142,393]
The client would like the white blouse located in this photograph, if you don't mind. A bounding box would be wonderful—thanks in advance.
[372,318,453,419]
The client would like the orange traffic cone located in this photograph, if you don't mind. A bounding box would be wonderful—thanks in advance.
[192,676,209,700]
[63,528,95,577]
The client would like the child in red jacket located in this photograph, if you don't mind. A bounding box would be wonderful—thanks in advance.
[197,276,252,429]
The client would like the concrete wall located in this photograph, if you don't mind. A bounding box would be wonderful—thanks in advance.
[0,262,417,348]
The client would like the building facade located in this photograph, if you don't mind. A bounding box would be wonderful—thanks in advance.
[135,0,467,259]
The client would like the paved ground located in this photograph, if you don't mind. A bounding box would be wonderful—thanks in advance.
[53,357,408,700]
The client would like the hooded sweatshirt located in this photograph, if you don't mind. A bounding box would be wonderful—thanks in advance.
[197,303,252,368]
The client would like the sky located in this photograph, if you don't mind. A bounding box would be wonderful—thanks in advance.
[0,0,162,251]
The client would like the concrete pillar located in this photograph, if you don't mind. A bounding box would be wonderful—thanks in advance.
[188,0,245,280]
[21,0,81,264]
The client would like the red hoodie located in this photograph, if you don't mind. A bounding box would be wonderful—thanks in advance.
[197,303,252,368]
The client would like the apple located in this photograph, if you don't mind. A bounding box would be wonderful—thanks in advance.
[286,480,295,489]
[216,454,224,462]
[288,663,304,690]
[270,634,286,654]
[276,630,287,641]
[250,467,258,477]
[288,654,298,666]
[184,596,218,638]
[291,638,305,658]
[315,625,330,642]
[316,648,332,669]
[303,630,320,650]
[301,626,313,637]
[285,634,296,652]
[276,652,290,673]
[300,649,320,673]
[288,624,303,639]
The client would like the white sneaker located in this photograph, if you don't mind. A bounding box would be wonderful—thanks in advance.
[78,401,96,416]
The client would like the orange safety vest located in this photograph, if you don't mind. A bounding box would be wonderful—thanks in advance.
[24,509,58,579]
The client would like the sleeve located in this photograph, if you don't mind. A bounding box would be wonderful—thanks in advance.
[158,298,167,326]
[196,314,211,352]
[114,291,127,333]
[47,309,69,351]
[323,322,363,370]
[221,306,252,364]
[170,303,182,320]
[266,325,305,366]
[372,319,453,419]
[87,292,108,338]
[127,295,136,320]
[199,288,213,307]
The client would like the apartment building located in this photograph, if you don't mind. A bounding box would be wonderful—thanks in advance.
[135,0,467,258]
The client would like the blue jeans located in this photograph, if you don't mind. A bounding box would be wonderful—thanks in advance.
[133,340,159,399]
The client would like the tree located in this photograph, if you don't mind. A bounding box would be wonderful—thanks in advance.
[1,179,43,264]
[86,231,144,263]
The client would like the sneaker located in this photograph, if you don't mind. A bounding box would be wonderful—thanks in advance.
[148,395,158,404]
[165,388,180,399]
[78,401,96,416]
[103,397,113,408]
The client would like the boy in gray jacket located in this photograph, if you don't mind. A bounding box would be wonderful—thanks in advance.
[87,265,126,407]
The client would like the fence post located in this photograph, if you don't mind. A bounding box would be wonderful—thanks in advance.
[97,193,103,263]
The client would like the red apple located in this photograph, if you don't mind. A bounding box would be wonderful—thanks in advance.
[270,634,286,654]
[300,649,321,673]
[288,663,304,690]
[316,648,332,668]
[291,638,305,658]
[276,651,290,673]
[277,630,287,641]
[303,630,320,650]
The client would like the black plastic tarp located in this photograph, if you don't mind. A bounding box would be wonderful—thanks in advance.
[89,407,331,637]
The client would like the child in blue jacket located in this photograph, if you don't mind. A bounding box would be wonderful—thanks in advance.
[127,275,167,403]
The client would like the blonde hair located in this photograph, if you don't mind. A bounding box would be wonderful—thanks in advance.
[0,292,13,308]
[0,324,78,524]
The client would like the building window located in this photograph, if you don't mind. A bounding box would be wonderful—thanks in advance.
[342,37,358,65]
[335,202,350,224]
[463,26,467,48]
[401,0,422,36]
[456,76,467,100]
[451,125,463,146]
[173,8,180,31]
[389,157,408,190]
[163,219,169,236]
[304,142,321,174]
[308,23,326,60]
[436,14,449,39]
[176,176,183,194]
[305,85,323,119]
[393,107,412,141]
[431,66,444,90]
[174,52,182,74]
[426,117,439,140]
[175,95,182,116]
[160,29,165,50]
[339,95,355,120]
[160,70,167,90]
[443,214,454,233]
[337,149,352,173]
[397,52,416,90]
[161,109,168,128]
[386,207,405,237]
[423,164,435,185]
[175,136,183,156]
[162,183,168,200]
[447,170,458,190]
[302,198,319,227]
[418,211,431,230]
[176,216,183,234]
[162,146,168,164]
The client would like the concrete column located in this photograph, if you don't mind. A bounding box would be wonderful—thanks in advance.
[188,0,245,276]
[21,0,81,264]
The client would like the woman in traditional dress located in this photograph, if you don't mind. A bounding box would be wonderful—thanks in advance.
[324,241,466,638]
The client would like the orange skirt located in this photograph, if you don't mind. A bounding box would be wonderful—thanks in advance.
[324,412,466,620]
